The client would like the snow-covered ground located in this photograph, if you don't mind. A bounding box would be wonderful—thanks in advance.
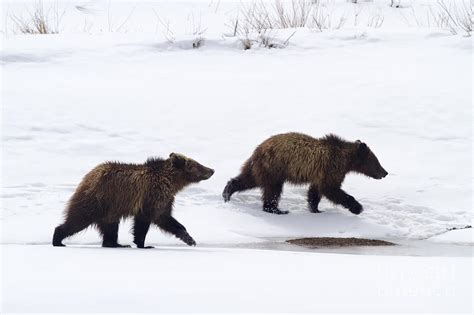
[1,0,472,313]
[3,244,473,313]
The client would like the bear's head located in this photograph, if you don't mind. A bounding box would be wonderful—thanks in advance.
[351,141,388,180]
[169,153,214,182]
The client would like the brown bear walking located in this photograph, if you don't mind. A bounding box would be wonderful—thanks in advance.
[223,133,387,215]
[53,153,214,248]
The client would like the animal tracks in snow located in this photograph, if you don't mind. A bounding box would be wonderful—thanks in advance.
[178,187,471,240]
[360,198,471,239]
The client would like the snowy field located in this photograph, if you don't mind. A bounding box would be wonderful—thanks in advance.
[1,0,473,313]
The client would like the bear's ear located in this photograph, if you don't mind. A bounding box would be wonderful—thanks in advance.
[169,153,186,168]
[357,142,369,159]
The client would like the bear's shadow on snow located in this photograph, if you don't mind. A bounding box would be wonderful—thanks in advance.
[58,244,220,253]
[0,52,72,65]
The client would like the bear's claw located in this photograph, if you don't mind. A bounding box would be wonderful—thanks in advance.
[180,233,196,246]
[222,191,231,202]
[263,208,289,215]
[349,202,363,215]
[102,243,131,248]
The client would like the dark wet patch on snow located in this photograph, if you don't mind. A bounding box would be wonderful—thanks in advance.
[287,237,396,248]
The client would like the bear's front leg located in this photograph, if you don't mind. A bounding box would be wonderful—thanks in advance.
[155,215,196,246]
[322,187,363,215]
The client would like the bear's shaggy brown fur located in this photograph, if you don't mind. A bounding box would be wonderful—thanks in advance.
[223,133,387,215]
[53,153,214,248]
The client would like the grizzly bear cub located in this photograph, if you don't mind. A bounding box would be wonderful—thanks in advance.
[223,133,387,215]
[53,153,214,248]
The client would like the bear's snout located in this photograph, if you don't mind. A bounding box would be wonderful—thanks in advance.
[375,168,388,179]
[202,168,215,180]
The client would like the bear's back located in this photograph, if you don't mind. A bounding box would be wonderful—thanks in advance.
[252,132,344,185]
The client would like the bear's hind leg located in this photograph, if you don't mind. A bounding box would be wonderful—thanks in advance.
[53,197,100,247]
[223,173,257,202]
[262,182,288,215]
[53,218,93,247]
[307,184,322,213]
[98,222,130,248]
